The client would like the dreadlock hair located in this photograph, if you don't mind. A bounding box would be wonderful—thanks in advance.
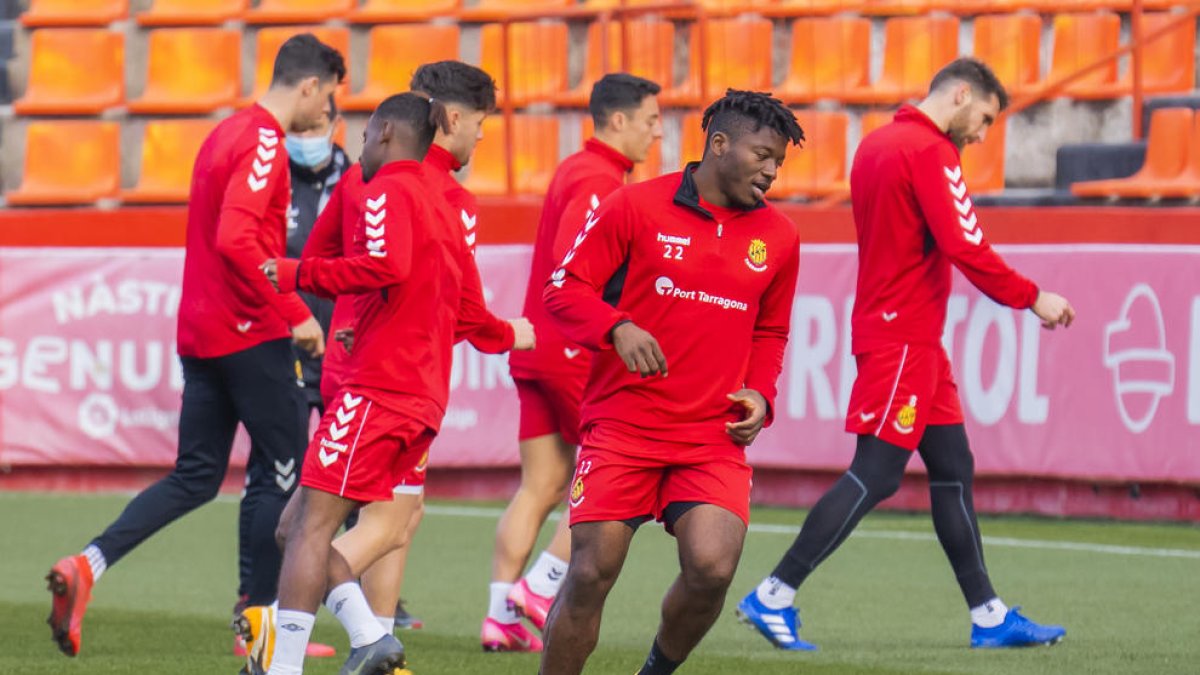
[373,93,451,157]
[700,89,804,155]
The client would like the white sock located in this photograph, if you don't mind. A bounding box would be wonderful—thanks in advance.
[325,582,387,648]
[755,576,796,610]
[487,582,519,624]
[970,597,1009,628]
[376,615,395,634]
[266,609,314,675]
[523,551,569,598]
[82,544,106,582]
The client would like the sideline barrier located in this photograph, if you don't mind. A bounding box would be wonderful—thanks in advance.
[0,206,1197,521]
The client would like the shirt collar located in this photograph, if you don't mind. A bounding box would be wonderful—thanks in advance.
[584,138,635,174]
[423,143,462,173]
[372,159,424,181]
[896,103,952,141]
[672,162,765,219]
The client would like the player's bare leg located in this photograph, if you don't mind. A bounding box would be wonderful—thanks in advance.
[492,433,575,581]
[642,505,746,673]
[357,494,424,623]
[488,433,574,644]
[333,492,422,578]
[539,521,635,675]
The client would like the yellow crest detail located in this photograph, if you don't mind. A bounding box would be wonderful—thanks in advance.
[570,476,585,502]
[896,403,917,428]
[748,239,768,265]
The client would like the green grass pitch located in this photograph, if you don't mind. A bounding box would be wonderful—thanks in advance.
[2,493,1198,674]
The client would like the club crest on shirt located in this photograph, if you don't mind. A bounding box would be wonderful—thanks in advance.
[893,395,918,435]
[745,238,768,272]
[569,475,585,508]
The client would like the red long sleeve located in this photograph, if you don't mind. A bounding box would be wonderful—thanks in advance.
[913,143,1039,310]
[542,190,633,351]
[216,134,311,327]
[280,188,414,298]
[743,238,800,426]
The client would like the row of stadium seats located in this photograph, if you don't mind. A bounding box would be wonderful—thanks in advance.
[2,110,1005,205]
[19,0,1200,26]
[13,12,1196,116]
[1072,107,1200,198]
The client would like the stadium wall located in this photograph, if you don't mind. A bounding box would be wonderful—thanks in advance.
[0,204,1197,523]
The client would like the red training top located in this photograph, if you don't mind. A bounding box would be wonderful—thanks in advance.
[543,167,800,446]
[177,104,311,358]
[849,105,1039,355]
[422,143,515,350]
[278,161,513,430]
[509,138,633,382]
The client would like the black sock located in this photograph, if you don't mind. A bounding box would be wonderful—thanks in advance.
[639,639,682,675]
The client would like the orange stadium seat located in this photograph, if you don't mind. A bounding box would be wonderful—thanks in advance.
[479,22,569,107]
[662,17,773,107]
[464,115,560,195]
[348,0,462,22]
[1147,112,1200,199]
[460,0,573,22]
[1097,11,1197,98]
[859,109,896,139]
[246,26,350,104]
[859,0,935,15]
[1072,107,1194,198]
[121,119,218,204]
[14,29,124,115]
[7,121,120,206]
[1043,12,1121,99]
[842,16,958,105]
[555,19,675,107]
[777,17,871,104]
[679,111,707,167]
[767,0,865,15]
[343,25,459,112]
[129,29,241,114]
[973,14,1042,97]
[961,117,1007,194]
[579,116,664,184]
[771,110,849,199]
[20,0,127,27]
[244,0,355,24]
[137,0,248,26]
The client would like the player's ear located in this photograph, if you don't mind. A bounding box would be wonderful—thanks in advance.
[299,75,319,99]
[379,119,395,144]
[610,110,627,133]
[709,130,729,158]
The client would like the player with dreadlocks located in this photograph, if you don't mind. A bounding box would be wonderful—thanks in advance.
[536,89,804,675]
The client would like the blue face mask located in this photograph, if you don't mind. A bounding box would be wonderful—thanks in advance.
[286,132,333,169]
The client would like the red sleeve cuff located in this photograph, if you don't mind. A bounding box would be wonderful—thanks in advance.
[277,259,302,294]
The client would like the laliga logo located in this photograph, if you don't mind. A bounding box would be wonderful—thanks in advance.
[1103,284,1175,433]
[655,276,675,296]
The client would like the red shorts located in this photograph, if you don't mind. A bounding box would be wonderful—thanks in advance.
[391,443,430,496]
[301,388,435,502]
[844,343,964,451]
[515,376,585,446]
[568,423,753,530]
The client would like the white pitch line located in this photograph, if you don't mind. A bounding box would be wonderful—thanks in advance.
[422,504,1200,561]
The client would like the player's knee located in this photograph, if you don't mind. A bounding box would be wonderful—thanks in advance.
[564,555,619,597]
[681,556,738,595]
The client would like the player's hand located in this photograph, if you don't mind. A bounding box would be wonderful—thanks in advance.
[260,259,279,291]
[291,316,325,358]
[726,388,768,446]
[509,317,536,351]
[1032,291,1076,330]
[611,321,667,378]
[333,327,354,353]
